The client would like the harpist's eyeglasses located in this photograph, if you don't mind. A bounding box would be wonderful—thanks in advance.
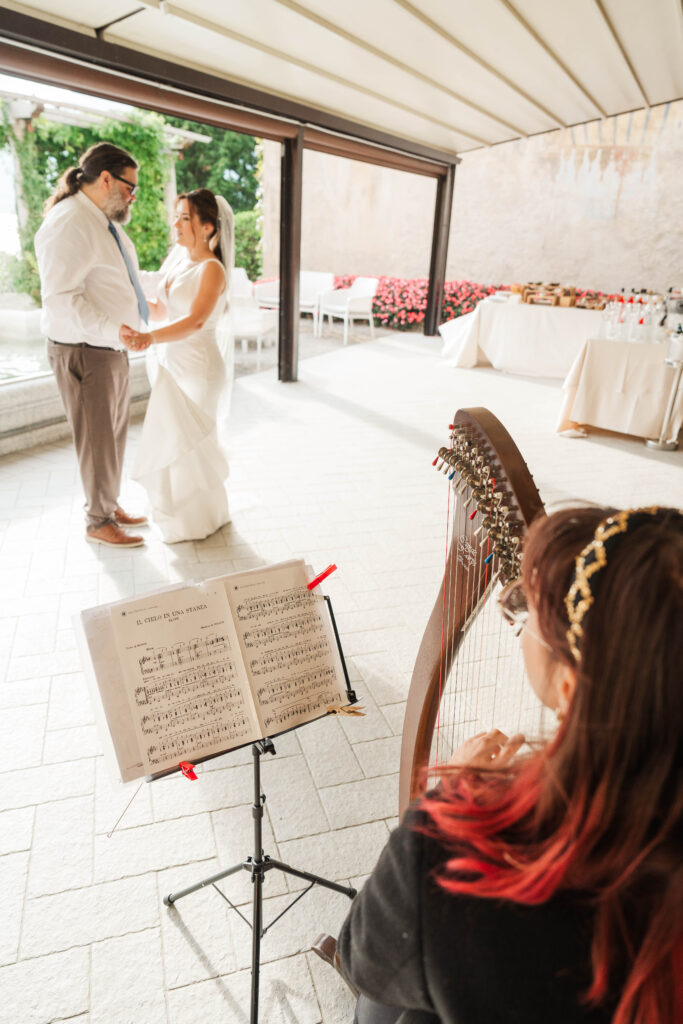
[497,578,528,627]
[497,579,552,652]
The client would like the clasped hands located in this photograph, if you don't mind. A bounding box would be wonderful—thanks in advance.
[119,324,152,352]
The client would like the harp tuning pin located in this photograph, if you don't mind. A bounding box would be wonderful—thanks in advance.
[484,553,494,565]
[448,470,456,481]
[468,508,477,520]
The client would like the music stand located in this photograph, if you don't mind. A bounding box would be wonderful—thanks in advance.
[161,598,358,1024]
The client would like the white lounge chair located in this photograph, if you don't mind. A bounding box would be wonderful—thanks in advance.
[253,272,335,335]
[253,277,279,310]
[231,267,278,370]
[318,277,379,345]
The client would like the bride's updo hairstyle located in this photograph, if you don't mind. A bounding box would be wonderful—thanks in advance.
[177,189,223,263]
[45,142,137,212]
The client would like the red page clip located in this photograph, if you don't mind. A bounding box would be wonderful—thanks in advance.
[307,564,338,590]
[179,761,197,781]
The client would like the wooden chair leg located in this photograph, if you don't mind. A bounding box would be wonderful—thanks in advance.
[311,933,359,997]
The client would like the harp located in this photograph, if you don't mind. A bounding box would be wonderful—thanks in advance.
[399,408,546,815]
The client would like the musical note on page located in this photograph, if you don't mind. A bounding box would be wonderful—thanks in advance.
[110,582,261,776]
[82,558,352,785]
[223,559,350,735]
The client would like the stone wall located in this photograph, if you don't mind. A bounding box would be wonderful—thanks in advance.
[261,100,682,294]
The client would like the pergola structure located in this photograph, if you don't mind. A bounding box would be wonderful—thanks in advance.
[0,0,681,381]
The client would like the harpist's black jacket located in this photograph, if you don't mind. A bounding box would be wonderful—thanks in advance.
[338,809,617,1024]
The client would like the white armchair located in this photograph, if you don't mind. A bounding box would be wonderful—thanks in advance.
[299,272,335,334]
[231,267,277,370]
[253,278,279,309]
[318,277,379,345]
[253,272,335,335]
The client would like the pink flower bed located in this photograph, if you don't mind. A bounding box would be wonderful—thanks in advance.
[334,275,498,331]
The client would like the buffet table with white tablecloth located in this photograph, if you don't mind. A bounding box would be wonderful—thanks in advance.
[439,299,604,379]
[557,338,683,442]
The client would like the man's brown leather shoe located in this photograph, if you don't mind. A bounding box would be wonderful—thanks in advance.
[114,505,148,527]
[86,522,145,547]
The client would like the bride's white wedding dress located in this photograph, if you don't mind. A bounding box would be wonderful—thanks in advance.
[133,248,231,543]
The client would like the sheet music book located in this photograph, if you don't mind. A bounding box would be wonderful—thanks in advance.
[76,559,351,783]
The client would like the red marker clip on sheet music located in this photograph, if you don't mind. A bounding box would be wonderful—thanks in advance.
[179,761,197,781]
[307,564,338,590]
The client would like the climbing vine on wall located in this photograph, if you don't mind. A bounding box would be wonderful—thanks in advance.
[1,104,170,303]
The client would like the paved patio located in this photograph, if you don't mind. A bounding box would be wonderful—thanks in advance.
[1,328,680,1024]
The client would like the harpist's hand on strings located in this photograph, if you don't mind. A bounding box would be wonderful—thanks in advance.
[448,729,525,770]
[120,324,152,351]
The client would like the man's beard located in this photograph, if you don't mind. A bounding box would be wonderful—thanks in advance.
[103,193,131,224]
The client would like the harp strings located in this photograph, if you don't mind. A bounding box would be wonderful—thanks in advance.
[433,423,527,768]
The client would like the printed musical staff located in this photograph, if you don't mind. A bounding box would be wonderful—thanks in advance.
[248,637,331,677]
[140,686,243,733]
[146,715,251,767]
[255,667,336,706]
[243,613,320,648]
[235,586,312,622]
[134,661,236,706]
[263,690,339,731]
[139,634,228,675]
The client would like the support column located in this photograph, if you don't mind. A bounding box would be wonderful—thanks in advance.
[278,127,303,382]
[424,164,456,337]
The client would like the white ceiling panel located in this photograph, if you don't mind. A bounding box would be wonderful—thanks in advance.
[513,0,650,114]
[286,0,556,136]
[140,0,517,145]
[603,0,683,106]
[408,0,601,127]
[0,0,681,157]
[2,0,139,32]
[105,9,479,151]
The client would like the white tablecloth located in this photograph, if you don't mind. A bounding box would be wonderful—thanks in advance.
[557,338,683,442]
[439,300,604,379]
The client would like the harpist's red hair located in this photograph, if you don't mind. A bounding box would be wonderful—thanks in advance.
[421,506,683,1024]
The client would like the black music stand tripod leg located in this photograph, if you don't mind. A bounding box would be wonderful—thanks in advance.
[162,738,356,1024]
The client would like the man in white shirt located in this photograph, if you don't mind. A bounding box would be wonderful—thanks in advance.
[35,142,151,547]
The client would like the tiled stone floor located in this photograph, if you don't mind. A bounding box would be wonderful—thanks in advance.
[1,329,681,1024]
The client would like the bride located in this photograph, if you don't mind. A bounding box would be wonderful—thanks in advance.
[121,189,233,543]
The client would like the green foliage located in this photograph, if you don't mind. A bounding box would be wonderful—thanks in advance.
[0,251,40,305]
[33,111,170,271]
[1,101,262,303]
[165,116,259,212]
[234,209,262,280]
[1,105,170,302]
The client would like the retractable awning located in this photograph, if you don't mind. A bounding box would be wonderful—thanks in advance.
[1,0,681,158]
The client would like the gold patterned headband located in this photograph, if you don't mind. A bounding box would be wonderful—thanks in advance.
[564,507,665,662]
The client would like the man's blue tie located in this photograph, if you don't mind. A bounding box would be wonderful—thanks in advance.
[107,221,149,322]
